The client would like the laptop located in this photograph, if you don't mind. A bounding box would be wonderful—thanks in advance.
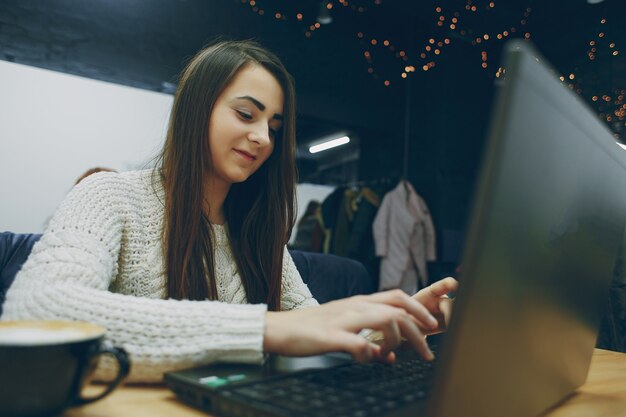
[164,40,626,417]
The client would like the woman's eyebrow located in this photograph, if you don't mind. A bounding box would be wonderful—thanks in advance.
[236,95,266,111]
[236,95,283,121]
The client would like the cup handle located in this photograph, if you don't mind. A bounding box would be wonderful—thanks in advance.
[73,342,131,406]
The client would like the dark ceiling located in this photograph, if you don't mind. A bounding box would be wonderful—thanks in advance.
[1,0,625,145]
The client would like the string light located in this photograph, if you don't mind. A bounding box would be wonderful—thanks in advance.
[344,0,534,85]
[245,0,529,83]
[571,16,624,138]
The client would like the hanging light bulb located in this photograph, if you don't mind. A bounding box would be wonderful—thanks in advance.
[317,1,333,24]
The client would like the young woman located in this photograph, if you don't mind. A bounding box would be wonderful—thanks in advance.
[2,40,457,382]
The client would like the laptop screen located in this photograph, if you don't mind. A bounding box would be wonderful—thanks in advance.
[429,40,626,417]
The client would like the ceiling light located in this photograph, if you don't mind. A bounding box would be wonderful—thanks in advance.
[309,136,350,153]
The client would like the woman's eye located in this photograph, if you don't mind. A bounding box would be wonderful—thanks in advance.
[236,110,253,120]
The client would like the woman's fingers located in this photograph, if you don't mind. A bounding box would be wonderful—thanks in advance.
[429,277,458,296]
[331,331,378,362]
[413,278,459,331]
[394,311,434,360]
[415,277,458,304]
[366,289,439,331]
[373,349,396,364]
[439,296,454,329]
[353,302,433,361]
[264,290,441,363]
[321,300,432,361]
[377,311,402,356]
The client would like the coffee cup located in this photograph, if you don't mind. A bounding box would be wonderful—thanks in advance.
[0,320,130,417]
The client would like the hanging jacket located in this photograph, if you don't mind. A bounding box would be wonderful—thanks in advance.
[291,213,325,253]
[330,188,359,257]
[372,180,436,291]
[321,187,346,254]
[347,187,382,263]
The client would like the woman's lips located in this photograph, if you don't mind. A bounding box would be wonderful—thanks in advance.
[234,149,256,161]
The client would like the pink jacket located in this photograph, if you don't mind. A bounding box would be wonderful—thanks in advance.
[373,181,436,290]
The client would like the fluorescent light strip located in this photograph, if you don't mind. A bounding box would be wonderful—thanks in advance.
[618,142,626,151]
[309,136,350,154]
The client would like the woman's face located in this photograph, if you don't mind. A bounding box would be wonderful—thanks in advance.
[207,64,284,187]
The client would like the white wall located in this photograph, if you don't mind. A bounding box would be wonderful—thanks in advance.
[0,61,173,233]
[0,61,336,235]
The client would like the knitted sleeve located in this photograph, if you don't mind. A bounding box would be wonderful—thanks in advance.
[2,173,266,383]
[280,249,319,310]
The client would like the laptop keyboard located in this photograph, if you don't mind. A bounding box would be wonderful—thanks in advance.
[220,356,437,417]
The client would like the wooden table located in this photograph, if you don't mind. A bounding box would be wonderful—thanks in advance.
[65,349,626,417]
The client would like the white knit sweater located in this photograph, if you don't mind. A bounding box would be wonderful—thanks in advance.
[2,170,318,382]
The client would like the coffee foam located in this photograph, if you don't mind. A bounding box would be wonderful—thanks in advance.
[0,327,92,345]
[0,321,103,346]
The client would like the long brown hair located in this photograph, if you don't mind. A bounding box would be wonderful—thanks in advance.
[157,40,297,311]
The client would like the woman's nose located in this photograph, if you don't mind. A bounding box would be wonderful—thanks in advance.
[247,125,271,145]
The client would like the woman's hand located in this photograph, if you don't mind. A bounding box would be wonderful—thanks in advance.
[412,277,458,335]
[264,290,439,364]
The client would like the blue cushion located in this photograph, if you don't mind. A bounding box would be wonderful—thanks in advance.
[0,232,42,316]
[289,250,375,303]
